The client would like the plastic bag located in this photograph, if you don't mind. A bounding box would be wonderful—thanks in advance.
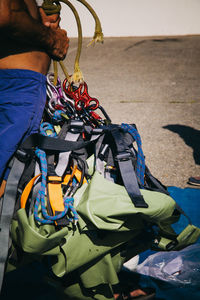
[136,244,200,286]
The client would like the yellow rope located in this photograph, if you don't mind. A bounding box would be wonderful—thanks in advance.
[76,0,104,46]
[60,0,84,83]
[42,0,104,84]
[53,60,58,85]
[59,61,70,80]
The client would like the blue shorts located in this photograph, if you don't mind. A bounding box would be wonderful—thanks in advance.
[0,69,47,179]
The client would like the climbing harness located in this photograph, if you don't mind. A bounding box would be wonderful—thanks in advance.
[20,68,108,226]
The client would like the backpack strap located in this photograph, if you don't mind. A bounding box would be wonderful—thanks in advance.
[154,224,200,251]
[110,125,148,208]
[55,120,84,176]
[144,166,169,195]
[0,149,28,291]
[153,204,200,251]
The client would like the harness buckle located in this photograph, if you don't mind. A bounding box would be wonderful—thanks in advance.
[70,120,84,134]
[47,176,62,184]
[15,149,30,163]
[153,237,178,251]
[115,151,131,162]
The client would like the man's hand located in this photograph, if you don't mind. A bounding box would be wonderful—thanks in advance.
[39,8,60,29]
[0,0,69,61]
[49,27,69,60]
[39,7,69,60]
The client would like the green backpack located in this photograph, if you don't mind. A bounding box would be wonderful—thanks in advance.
[1,78,199,299]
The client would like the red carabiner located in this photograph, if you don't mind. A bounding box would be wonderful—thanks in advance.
[63,79,99,111]
[63,78,83,100]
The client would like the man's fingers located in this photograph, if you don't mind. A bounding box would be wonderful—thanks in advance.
[39,8,61,29]
[44,21,50,27]
[47,26,69,60]
[39,7,69,60]
[39,7,46,21]
[52,40,69,60]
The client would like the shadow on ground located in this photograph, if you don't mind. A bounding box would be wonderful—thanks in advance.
[163,124,200,165]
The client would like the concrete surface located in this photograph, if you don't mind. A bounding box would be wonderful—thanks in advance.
[53,35,200,188]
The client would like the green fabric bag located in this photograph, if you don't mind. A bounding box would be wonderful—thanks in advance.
[9,167,200,300]
[76,171,200,251]
[76,171,177,231]
[11,170,200,273]
[11,209,68,255]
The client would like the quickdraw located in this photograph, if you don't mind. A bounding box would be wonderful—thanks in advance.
[46,73,74,119]
[46,72,111,126]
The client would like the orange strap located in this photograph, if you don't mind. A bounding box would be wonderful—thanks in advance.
[47,176,64,214]
[20,166,87,214]
[21,174,41,209]
[64,165,87,185]
[73,168,87,184]
[47,165,81,216]
[0,180,7,198]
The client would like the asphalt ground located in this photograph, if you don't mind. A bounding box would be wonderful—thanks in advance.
[52,35,200,188]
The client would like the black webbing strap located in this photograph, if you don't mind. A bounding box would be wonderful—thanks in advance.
[111,128,148,208]
[145,166,169,195]
[0,156,26,292]
[21,133,91,152]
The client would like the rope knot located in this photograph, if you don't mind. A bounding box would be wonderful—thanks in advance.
[42,0,61,15]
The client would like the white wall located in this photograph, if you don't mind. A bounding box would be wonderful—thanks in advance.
[60,0,200,37]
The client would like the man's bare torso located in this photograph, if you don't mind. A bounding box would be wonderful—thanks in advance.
[0,0,51,75]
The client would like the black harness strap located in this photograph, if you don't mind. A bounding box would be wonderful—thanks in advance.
[145,166,169,195]
[22,133,91,152]
[21,130,104,153]
[0,154,26,291]
[111,128,148,208]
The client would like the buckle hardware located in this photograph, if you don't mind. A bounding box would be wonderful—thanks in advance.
[115,151,131,162]
[47,176,62,184]
[15,149,30,163]
[70,120,84,134]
